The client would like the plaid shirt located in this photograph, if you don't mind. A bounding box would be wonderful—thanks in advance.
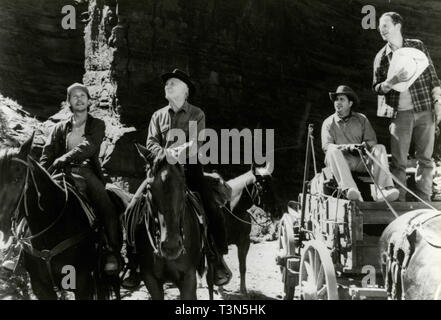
[372,38,441,113]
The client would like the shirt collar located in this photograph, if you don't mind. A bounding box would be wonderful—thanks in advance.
[168,101,189,114]
[385,38,410,56]
[66,114,91,132]
[334,111,353,123]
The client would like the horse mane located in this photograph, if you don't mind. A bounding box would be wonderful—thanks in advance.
[150,149,169,176]
[0,147,20,176]
[26,156,65,193]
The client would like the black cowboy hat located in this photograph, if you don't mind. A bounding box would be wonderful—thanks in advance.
[329,85,359,106]
[161,69,196,98]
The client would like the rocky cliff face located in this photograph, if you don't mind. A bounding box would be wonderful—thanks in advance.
[1,0,441,201]
[0,0,89,118]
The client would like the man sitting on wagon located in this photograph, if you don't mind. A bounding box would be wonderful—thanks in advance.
[321,85,399,202]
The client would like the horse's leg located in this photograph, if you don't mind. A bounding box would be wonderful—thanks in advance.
[237,239,250,296]
[179,271,197,300]
[75,270,94,300]
[142,271,164,300]
[29,275,58,300]
[206,264,214,300]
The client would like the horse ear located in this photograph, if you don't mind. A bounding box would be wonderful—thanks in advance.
[18,131,35,159]
[135,143,151,163]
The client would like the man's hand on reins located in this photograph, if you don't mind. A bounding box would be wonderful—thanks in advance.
[52,155,69,170]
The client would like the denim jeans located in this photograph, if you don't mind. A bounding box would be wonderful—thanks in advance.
[389,110,435,201]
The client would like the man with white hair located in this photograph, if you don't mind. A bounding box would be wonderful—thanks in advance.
[373,12,441,201]
[124,69,231,287]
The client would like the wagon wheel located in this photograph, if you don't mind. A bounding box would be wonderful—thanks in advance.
[299,240,338,300]
[277,213,298,300]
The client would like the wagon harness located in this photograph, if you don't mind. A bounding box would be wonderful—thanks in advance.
[358,149,441,299]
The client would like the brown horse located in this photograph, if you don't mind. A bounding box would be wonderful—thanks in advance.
[0,134,125,299]
[133,145,205,300]
[379,209,441,300]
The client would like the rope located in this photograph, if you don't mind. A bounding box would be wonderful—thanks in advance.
[222,204,272,228]
[222,204,252,225]
[358,149,400,219]
[363,149,437,211]
[310,132,318,176]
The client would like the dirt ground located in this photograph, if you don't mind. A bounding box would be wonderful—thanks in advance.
[121,240,284,300]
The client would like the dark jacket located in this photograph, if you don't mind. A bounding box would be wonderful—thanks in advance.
[40,114,106,182]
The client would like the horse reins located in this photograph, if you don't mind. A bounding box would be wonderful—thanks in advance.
[9,156,92,291]
[143,185,187,258]
[223,180,272,228]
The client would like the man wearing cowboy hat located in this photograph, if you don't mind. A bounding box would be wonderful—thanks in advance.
[321,85,399,202]
[40,83,122,274]
[141,69,231,286]
[373,12,441,201]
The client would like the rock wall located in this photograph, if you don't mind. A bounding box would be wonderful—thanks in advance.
[86,0,441,200]
[1,0,441,201]
[0,0,87,118]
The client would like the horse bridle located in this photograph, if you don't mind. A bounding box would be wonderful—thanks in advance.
[9,156,91,291]
[224,176,272,227]
[144,184,186,258]
[10,156,68,241]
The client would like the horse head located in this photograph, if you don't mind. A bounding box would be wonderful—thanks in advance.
[0,132,34,243]
[251,162,282,219]
[135,143,187,260]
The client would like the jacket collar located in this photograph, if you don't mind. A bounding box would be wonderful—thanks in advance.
[66,113,93,133]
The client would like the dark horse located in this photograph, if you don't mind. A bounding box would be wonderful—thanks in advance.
[379,208,441,300]
[0,134,126,299]
[214,163,280,297]
[132,145,208,299]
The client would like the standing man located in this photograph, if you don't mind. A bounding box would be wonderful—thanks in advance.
[322,85,399,202]
[144,69,231,286]
[373,12,441,201]
[40,83,122,274]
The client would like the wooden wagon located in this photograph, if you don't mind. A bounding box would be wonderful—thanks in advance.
[275,124,441,300]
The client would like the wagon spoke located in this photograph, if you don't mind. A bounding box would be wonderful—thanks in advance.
[316,265,324,289]
[317,285,327,299]
[308,250,314,265]
[314,250,320,278]
[303,260,314,282]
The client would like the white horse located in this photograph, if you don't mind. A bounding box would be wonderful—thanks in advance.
[379,209,441,300]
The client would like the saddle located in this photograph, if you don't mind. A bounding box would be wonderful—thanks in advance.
[52,173,96,228]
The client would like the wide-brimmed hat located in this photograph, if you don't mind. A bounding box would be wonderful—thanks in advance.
[387,47,429,92]
[66,83,90,101]
[161,69,196,98]
[329,85,359,106]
